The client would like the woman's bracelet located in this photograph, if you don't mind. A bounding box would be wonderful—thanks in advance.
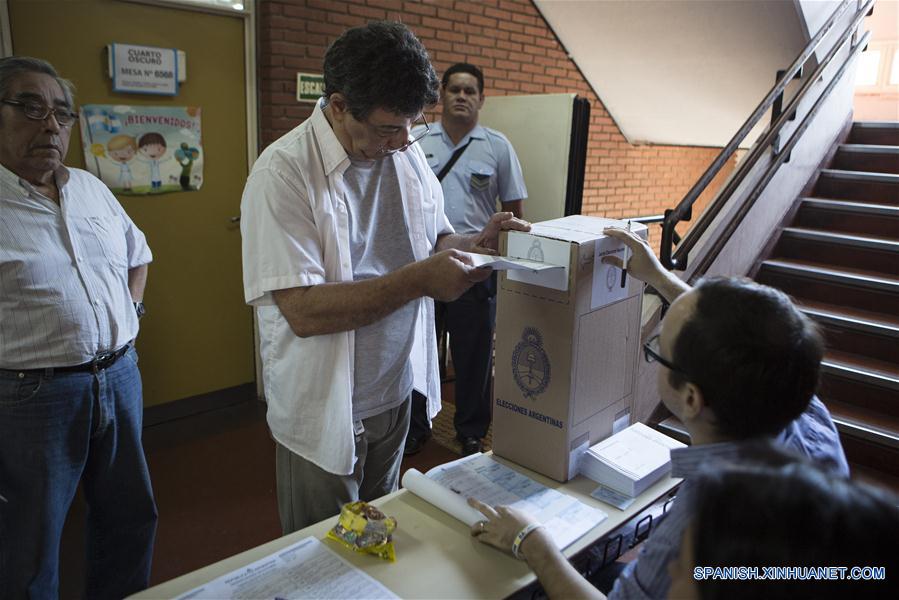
[511,523,544,560]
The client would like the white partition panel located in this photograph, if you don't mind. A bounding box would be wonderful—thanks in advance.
[478,93,575,223]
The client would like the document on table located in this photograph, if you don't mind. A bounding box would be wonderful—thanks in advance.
[402,454,607,551]
[174,536,397,600]
[467,253,564,273]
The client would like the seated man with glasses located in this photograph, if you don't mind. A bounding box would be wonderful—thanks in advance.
[240,21,529,533]
[466,226,848,600]
[0,57,156,599]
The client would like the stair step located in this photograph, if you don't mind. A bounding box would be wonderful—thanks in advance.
[820,374,897,421]
[843,435,899,486]
[782,227,898,250]
[804,309,899,366]
[838,144,899,153]
[760,259,899,293]
[799,300,899,339]
[822,355,899,393]
[826,400,899,451]
[775,228,899,276]
[850,462,899,494]
[852,121,899,128]
[795,198,899,239]
[813,169,899,204]
[821,352,899,449]
[848,121,899,146]
[819,169,899,184]
[800,198,899,215]
[834,144,899,174]
[819,353,899,422]
[757,259,899,318]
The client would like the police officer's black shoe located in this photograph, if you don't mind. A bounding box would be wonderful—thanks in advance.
[460,437,483,456]
[404,433,430,456]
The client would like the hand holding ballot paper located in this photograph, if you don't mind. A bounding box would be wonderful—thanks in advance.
[466,253,565,273]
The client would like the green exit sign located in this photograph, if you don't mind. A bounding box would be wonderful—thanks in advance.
[297,73,324,103]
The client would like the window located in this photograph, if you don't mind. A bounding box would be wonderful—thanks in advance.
[855,49,881,87]
[890,48,899,85]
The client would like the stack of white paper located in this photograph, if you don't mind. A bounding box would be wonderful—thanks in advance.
[579,423,686,497]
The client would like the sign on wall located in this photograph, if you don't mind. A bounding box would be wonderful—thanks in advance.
[297,73,324,103]
[80,104,203,195]
[110,43,179,95]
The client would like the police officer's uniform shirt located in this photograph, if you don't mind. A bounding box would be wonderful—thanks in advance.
[415,123,527,235]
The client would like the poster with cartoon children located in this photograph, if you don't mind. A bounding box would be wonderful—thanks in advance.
[79,105,203,195]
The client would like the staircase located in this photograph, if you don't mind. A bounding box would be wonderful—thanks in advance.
[754,121,899,491]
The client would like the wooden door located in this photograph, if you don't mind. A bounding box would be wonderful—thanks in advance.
[8,0,255,407]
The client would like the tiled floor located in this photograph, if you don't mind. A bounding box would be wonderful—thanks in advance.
[58,393,464,596]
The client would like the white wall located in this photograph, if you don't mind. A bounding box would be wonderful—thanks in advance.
[535,0,810,147]
[797,0,844,39]
[689,25,861,281]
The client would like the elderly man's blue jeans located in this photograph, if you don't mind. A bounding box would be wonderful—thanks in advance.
[0,347,157,599]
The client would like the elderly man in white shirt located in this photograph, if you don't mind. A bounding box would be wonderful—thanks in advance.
[0,57,156,600]
[241,22,529,533]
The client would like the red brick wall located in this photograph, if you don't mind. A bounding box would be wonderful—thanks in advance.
[258,0,736,251]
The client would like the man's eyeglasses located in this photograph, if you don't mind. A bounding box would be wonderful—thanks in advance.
[375,113,429,155]
[642,334,687,375]
[2,99,79,127]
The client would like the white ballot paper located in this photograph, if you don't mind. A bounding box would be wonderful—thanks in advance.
[174,536,398,600]
[506,231,571,291]
[402,454,607,551]
[591,235,629,310]
[467,253,565,273]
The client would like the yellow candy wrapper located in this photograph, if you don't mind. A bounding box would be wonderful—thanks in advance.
[326,501,397,562]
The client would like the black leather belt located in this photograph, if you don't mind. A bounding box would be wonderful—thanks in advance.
[11,344,131,375]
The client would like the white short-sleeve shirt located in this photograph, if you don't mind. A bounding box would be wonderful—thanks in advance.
[0,165,152,369]
[415,123,528,235]
[240,100,453,475]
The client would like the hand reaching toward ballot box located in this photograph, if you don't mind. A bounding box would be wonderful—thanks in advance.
[469,211,531,255]
[601,227,690,304]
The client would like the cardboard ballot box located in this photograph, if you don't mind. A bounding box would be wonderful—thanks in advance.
[492,216,648,482]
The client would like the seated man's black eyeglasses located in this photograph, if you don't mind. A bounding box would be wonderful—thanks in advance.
[642,334,688,377]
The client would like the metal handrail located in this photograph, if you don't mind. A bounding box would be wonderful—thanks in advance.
[625,214,665,224]
[681,0,874,278]
[624,214,676,243]
[659,0,873,270]
[688,28,871,281]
